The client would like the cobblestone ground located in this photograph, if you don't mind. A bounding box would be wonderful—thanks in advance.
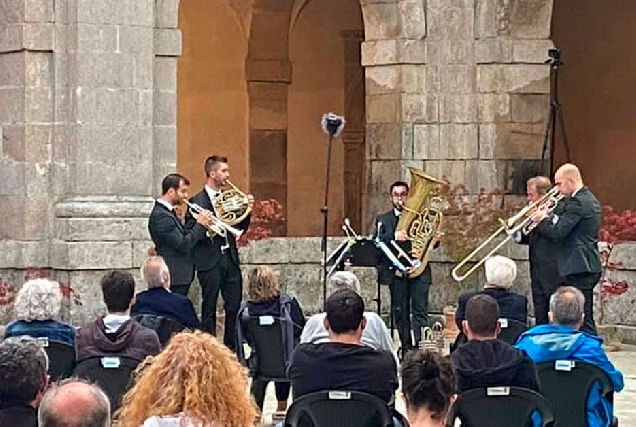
[258,343,636,426]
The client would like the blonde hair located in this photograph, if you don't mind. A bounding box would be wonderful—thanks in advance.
[14,278,62,321]
[115,331,256,427]
[247,266,280,303]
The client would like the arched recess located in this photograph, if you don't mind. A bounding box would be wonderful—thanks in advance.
[287,0,365,236]
[551,0,636,210]
[177,0,250,189]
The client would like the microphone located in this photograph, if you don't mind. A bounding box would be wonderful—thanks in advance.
[321,112,345,138]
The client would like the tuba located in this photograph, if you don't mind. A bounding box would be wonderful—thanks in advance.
[396,167,446,278]
[212,180,252,226]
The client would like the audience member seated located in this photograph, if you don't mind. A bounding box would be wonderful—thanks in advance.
[516,286,624,427]
[450,294,540,393]
[0,336,50,427]
[131,256,200,330]
[38,378,111,427]
[4,278,75,346]
[75,271,161,363]
[289,289,399,413]
[401,349,458,427]
[453,255,527,349]
[239,266,306,422]
[115,331,257,427]
[301,271,395,354]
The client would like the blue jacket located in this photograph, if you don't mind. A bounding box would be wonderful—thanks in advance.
[516,324,624,427]
[4,319,75,347]
[131,287,201,330]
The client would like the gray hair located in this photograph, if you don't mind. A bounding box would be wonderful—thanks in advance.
[549,286,585,327]
[38,378,111,427]
[327,271,361,296]
[484,256,517,289]
[140,256,170,289]
[14,278,62,321]
[0,336,48,402]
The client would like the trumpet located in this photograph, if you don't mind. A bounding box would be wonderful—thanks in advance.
[451,186,563,282]
[184,200,244,239]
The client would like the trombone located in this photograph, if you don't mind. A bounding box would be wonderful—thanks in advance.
[183,200,244,239]
[451,187,563,282]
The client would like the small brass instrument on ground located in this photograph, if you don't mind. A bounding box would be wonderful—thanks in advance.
[451,186,564,282]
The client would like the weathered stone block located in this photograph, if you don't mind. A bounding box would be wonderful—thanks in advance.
[475,38,513,64]
[475,0,497,38]
[56,218,149,241]
[0,87,26,123]
[512,39,555,63]
[400,0,426,39]
[23,198,53,240]
[119,26,153,55]
[439,94,478,123]
[51,241,134,270]
[361,39,425,66]
[153,126,177,164]
[366,93,400,123]
[0,24,24,53]
[244,238,290,264]
[0,241,17,268]
[56,196,154,219]
[0,161,26,196]
[25,87,53,122]
[0,52,25,87]
[400,65,427,93]
[477,93,511,122]
[439,124,479,159]
[24,51,52,88]
[366,123,407,160]
[74,24,118,52]
[440,65,476,93]
[401,93,439,123]
[24,0,54,23]
[284,264,323,313]
[153,90,177,126]
[426,6,474,41]
[477,64,550,94]
[288,238,323,264]
[154,28,182,57]
[25,162,50,196]
[69,161,154,196]
[510,93,549,123]
[508,0,553,39]
[611,243,636,270]
[153,57,176,91]
[1,125,26,161]
[414,124,440,160]
[481,122,544,159]
[369,160,403,195]
[361,3,401,40]
[366,66,400,95]
[22,23,54,50]
[155,0,180,29]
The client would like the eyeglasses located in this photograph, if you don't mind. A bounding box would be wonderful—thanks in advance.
[391,192,408,198]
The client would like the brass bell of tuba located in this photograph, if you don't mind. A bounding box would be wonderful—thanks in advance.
[396,167,446,278]
[212,180,252,226]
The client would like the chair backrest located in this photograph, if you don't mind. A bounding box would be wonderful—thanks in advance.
[537,360,614,427]
[497,318,528,345]
[36,338,76,381]
[73,356,140,413]
[241,315,289,380]
[284,390,394,427]
[446,386,555,427]
[132,314,188,346]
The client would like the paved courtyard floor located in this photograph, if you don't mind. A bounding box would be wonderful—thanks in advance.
[258,343,636,426]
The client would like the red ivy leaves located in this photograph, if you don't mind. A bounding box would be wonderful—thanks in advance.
[0,278,16,308]
[237,199,286,247]
[600,205,636,245]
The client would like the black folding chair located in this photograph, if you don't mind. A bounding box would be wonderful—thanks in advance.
[132,314,188,347]
[284,390,394,427]
[497,318,528,345]
[240,315,290,380]
[74,356,140,413]
[537,361,618,427]
[446,386,555,427]
[36,338,76,380]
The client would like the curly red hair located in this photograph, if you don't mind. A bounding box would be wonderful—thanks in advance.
[115,331,256,426]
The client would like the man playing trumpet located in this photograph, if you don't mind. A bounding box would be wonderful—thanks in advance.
[529,164,602,334]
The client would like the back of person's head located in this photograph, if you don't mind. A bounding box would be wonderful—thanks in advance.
[0,336,49,403]
[401,349,457,423]
[326,271,361,297]
[484,255,516,289]
[247,266,281,303]
[115,331,256,426]
[325,289,364,334]
[100,271,135,313]
[464,294,500,338]
[140,256,170,289]
[14,278,63,321]
[38,378,111,427]
[549,286,585,328]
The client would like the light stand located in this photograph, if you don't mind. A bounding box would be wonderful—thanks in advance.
[541,48,572,177]
[320,113,345,309]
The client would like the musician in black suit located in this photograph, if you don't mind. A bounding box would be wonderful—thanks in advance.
[531,163,602,334]
[148,174,213,297]
[515,176,562,324]
[374,181,441,356]
[185,155,253,351]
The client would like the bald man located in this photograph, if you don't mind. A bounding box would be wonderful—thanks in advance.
[530,163,602,334]
[38,379,111,427]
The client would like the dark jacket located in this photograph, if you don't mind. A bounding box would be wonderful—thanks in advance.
[184,189,251,272]
[373,209,433,285]
[455,287,528,331]
[131,287,201,330]
[75,318,161,363]
[517,227,562,286]
[537,187,602,281]
[245,293,306,340]
[0,399,37,427]
[450,339,541,393]
[4,319,75,347]
[148,201,208,286]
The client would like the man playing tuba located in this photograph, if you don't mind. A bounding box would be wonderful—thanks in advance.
[185,155,254,352]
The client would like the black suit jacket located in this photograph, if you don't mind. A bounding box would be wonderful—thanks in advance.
[455,287,528,330]
[517,227,561,286]
[536,187,602,279]
[373,209,433,285]
[148,201,207,286]
[131,287,201,330]
[184,189,251,272]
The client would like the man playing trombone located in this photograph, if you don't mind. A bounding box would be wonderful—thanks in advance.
[148,174,214,297]
[514,176,562,325]
[529,164,602,334]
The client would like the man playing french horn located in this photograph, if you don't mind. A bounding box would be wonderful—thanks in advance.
[185,155,254,352]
